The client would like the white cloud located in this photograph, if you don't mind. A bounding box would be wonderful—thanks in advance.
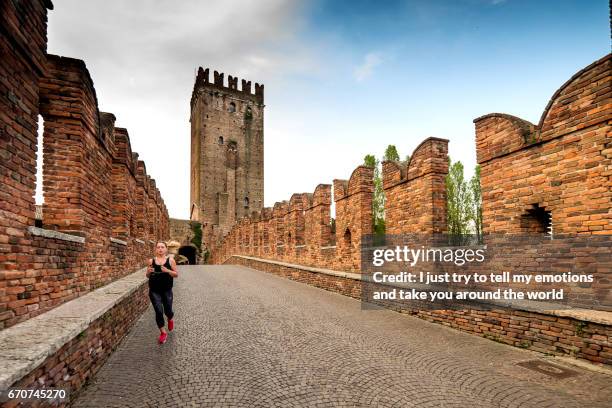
[353,52,383,82]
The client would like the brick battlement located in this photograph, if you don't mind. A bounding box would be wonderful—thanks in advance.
[190,66,264,108]
[475,53,611,235]
[0,0,169,331]
[210,144,448,271]
[474,54,610,164]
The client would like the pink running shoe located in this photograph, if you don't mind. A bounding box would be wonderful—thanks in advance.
[168,319,174,332]
[158,332,168,344]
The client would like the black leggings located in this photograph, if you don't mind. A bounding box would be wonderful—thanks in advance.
[149,289,174,328]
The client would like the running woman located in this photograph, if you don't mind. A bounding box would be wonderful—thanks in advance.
[146,241,179,344]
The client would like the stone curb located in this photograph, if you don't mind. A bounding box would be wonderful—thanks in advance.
[28,226,85,244]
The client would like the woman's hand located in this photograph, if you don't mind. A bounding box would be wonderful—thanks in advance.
[161,260,179,278]
[146,264,154,277]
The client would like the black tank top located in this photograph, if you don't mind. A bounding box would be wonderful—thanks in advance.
[148,257,173,292]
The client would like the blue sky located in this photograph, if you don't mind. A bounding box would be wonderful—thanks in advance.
[44,0,610,218]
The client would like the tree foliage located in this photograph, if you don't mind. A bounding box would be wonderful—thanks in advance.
[470,165,483,242]
[363,154,385,235]
[446,160,471,239]
[384,145,400,162]
[363,147,483,244]
[364,144,402,237]
[445,159,483,244]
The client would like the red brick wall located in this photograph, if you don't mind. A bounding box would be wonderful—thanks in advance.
[212,164,376,272]
[39,55,109,234]
[304,184,333,265]
[212,144,452,272]
[0,0,51,239]
[111,127,137,239]
[333,166,374,271]
[211,136,450,270]
[382,137,449,234]
[0,2,170,330]
[475,55,611,235]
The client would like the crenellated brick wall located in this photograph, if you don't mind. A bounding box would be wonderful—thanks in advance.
[0,0,170,330]
[0,0,51,235]
[213,54,611,364]
[212,141,448,272]
[382,137,449,234]
[474,54,611,235]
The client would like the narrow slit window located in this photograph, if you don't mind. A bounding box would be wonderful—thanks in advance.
[34,114,44,227]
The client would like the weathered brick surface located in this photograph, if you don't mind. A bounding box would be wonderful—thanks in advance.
[304,184,333,264]
[333,166,374,270]
[475,54,611,235]
[469,54,611,307]
[211,138,449,272]
[211,164,376,272]
[0,0,50,234]
[111,126,138,239]
[0,1,169,329]
[190,67,264,250]
[382,137,449,234]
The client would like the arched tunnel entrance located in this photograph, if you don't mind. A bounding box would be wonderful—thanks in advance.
[178,246,197,265]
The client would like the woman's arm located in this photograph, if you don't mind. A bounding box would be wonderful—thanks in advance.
[162,258,179,278]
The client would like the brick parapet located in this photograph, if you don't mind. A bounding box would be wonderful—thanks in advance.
[382,137,449,234]
[211,164,375,272]
[0,3,169,329]
[475,54,611,234]
[190,67,264,108]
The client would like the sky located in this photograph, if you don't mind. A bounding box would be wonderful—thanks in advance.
[41,0,610,219]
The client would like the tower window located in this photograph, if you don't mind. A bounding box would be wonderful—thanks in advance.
[228,102,236,113]
[244,197,249,208]
[218,136,224,145]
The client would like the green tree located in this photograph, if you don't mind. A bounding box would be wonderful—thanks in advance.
[363,154,377,168]
[363,145,407,239]
[384,145,400,162]
[470,165,483,242]
[364,154,385,236]
[445,159,473,244]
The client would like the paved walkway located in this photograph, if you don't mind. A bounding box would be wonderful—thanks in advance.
[74,265,611,407]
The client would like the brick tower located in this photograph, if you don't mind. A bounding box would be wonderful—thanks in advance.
[189,68,264,249]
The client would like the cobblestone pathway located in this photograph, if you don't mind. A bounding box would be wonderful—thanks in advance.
[74,265,611,407]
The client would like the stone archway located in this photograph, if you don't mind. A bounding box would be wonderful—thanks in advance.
[178,245,197,265]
